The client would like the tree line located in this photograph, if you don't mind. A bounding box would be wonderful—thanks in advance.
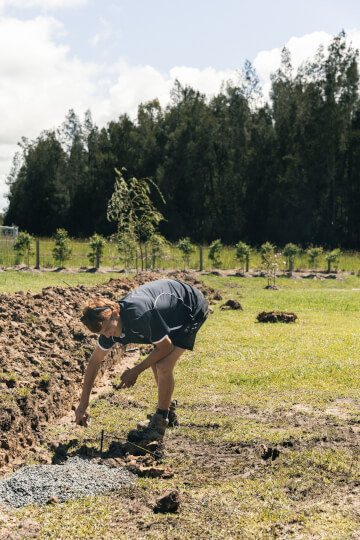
[5,32,360,248]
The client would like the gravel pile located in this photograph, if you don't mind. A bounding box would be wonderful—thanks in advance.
[0,457,136,507]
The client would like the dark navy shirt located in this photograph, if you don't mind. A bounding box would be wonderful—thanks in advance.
[97,279,206,351]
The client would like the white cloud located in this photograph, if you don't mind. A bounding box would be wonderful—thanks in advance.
[0,16,97,144]
[170,66,236,98]
[0,0,87,10]
[90,33,100,47]
[89,17,116,49]
[253,30,360,99]
[94,63,237,124]
[0,15,98,208]
[254,31,332,82]
[95,63,171,123]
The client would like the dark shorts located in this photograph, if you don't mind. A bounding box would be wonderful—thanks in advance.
[170,296,209,351]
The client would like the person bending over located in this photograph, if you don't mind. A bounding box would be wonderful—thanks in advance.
[75,278,208,442]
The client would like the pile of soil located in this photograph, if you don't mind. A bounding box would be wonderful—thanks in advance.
[256,311,298,323]
[220,299,243,310]
[0,271,216,473]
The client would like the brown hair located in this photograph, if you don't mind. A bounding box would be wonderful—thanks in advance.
[80,298,119,333]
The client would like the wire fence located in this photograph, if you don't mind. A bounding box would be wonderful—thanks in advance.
[0,236,360,272]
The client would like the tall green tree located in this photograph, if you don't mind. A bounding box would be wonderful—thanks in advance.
[6,132,68,235]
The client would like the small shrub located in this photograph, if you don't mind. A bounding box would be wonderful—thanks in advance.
[116,232,137,270]
[177,237,195,269]
[149,234,168,269]
[13,231,34,266]
[209,239,223,268]
[52,229,72,268]
[260,242,285,287]
[283,243,299,272]
[235,241,251,272]
[325,248,341,273]
[88,234,106,268]
[307,246,323,269]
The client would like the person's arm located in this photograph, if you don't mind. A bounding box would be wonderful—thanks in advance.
[75,345,108,425]
[120,336,174,388]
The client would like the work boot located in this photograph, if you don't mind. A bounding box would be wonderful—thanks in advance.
[168,399,179,427]
[137,400,179,430]
[136,411,158,431]
[128,413,168,443]
[137,419,151,430]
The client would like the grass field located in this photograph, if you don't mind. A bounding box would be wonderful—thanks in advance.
[4,272,360,538]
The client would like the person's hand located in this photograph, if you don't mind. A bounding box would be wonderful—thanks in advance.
[120,367,138,388]
[75,404,90,426]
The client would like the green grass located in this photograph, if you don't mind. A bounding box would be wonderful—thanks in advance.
[5,272,360,538]
[0,270,127,294]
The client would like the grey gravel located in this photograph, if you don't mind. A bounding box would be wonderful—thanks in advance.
[0,457,136,507]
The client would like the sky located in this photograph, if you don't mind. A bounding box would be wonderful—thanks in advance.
[1,0,360,212]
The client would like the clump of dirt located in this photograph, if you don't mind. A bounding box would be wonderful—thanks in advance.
[260,444,280,461]
[220,299,243,310]
[48,434,173,480]
[256,311,298,323]
[0,272,218,473]
[153,489,181,513]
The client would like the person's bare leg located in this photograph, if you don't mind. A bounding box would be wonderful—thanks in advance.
[151,365,159,386]
[129,347,186,442]
[155,346,185,410]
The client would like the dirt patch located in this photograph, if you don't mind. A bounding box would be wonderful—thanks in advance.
[201,269,352,281]
[0,271,218,474]
[220,299,243,310]
[153,489,180,513]
[256,311,298,323]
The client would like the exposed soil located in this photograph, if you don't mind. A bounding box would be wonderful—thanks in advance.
[256,311,298,323]
[202,269,352,281]
[0,271,217,474]
[220,299,243,310]
[3,265,352,281]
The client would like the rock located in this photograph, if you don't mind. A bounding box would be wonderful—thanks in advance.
[260,444,280,461]
[125,464,173,478]
[153,489,181,513]
[46,496,59,505]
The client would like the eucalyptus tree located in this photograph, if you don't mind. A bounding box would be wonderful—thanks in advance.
[107,167,165,270]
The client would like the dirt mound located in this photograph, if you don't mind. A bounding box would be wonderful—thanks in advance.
[256,311,298,323]
[220,299,243,310]
[0,272,217,473]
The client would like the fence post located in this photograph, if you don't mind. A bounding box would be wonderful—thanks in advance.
[199,246,203,272]
[35,240,40,269]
